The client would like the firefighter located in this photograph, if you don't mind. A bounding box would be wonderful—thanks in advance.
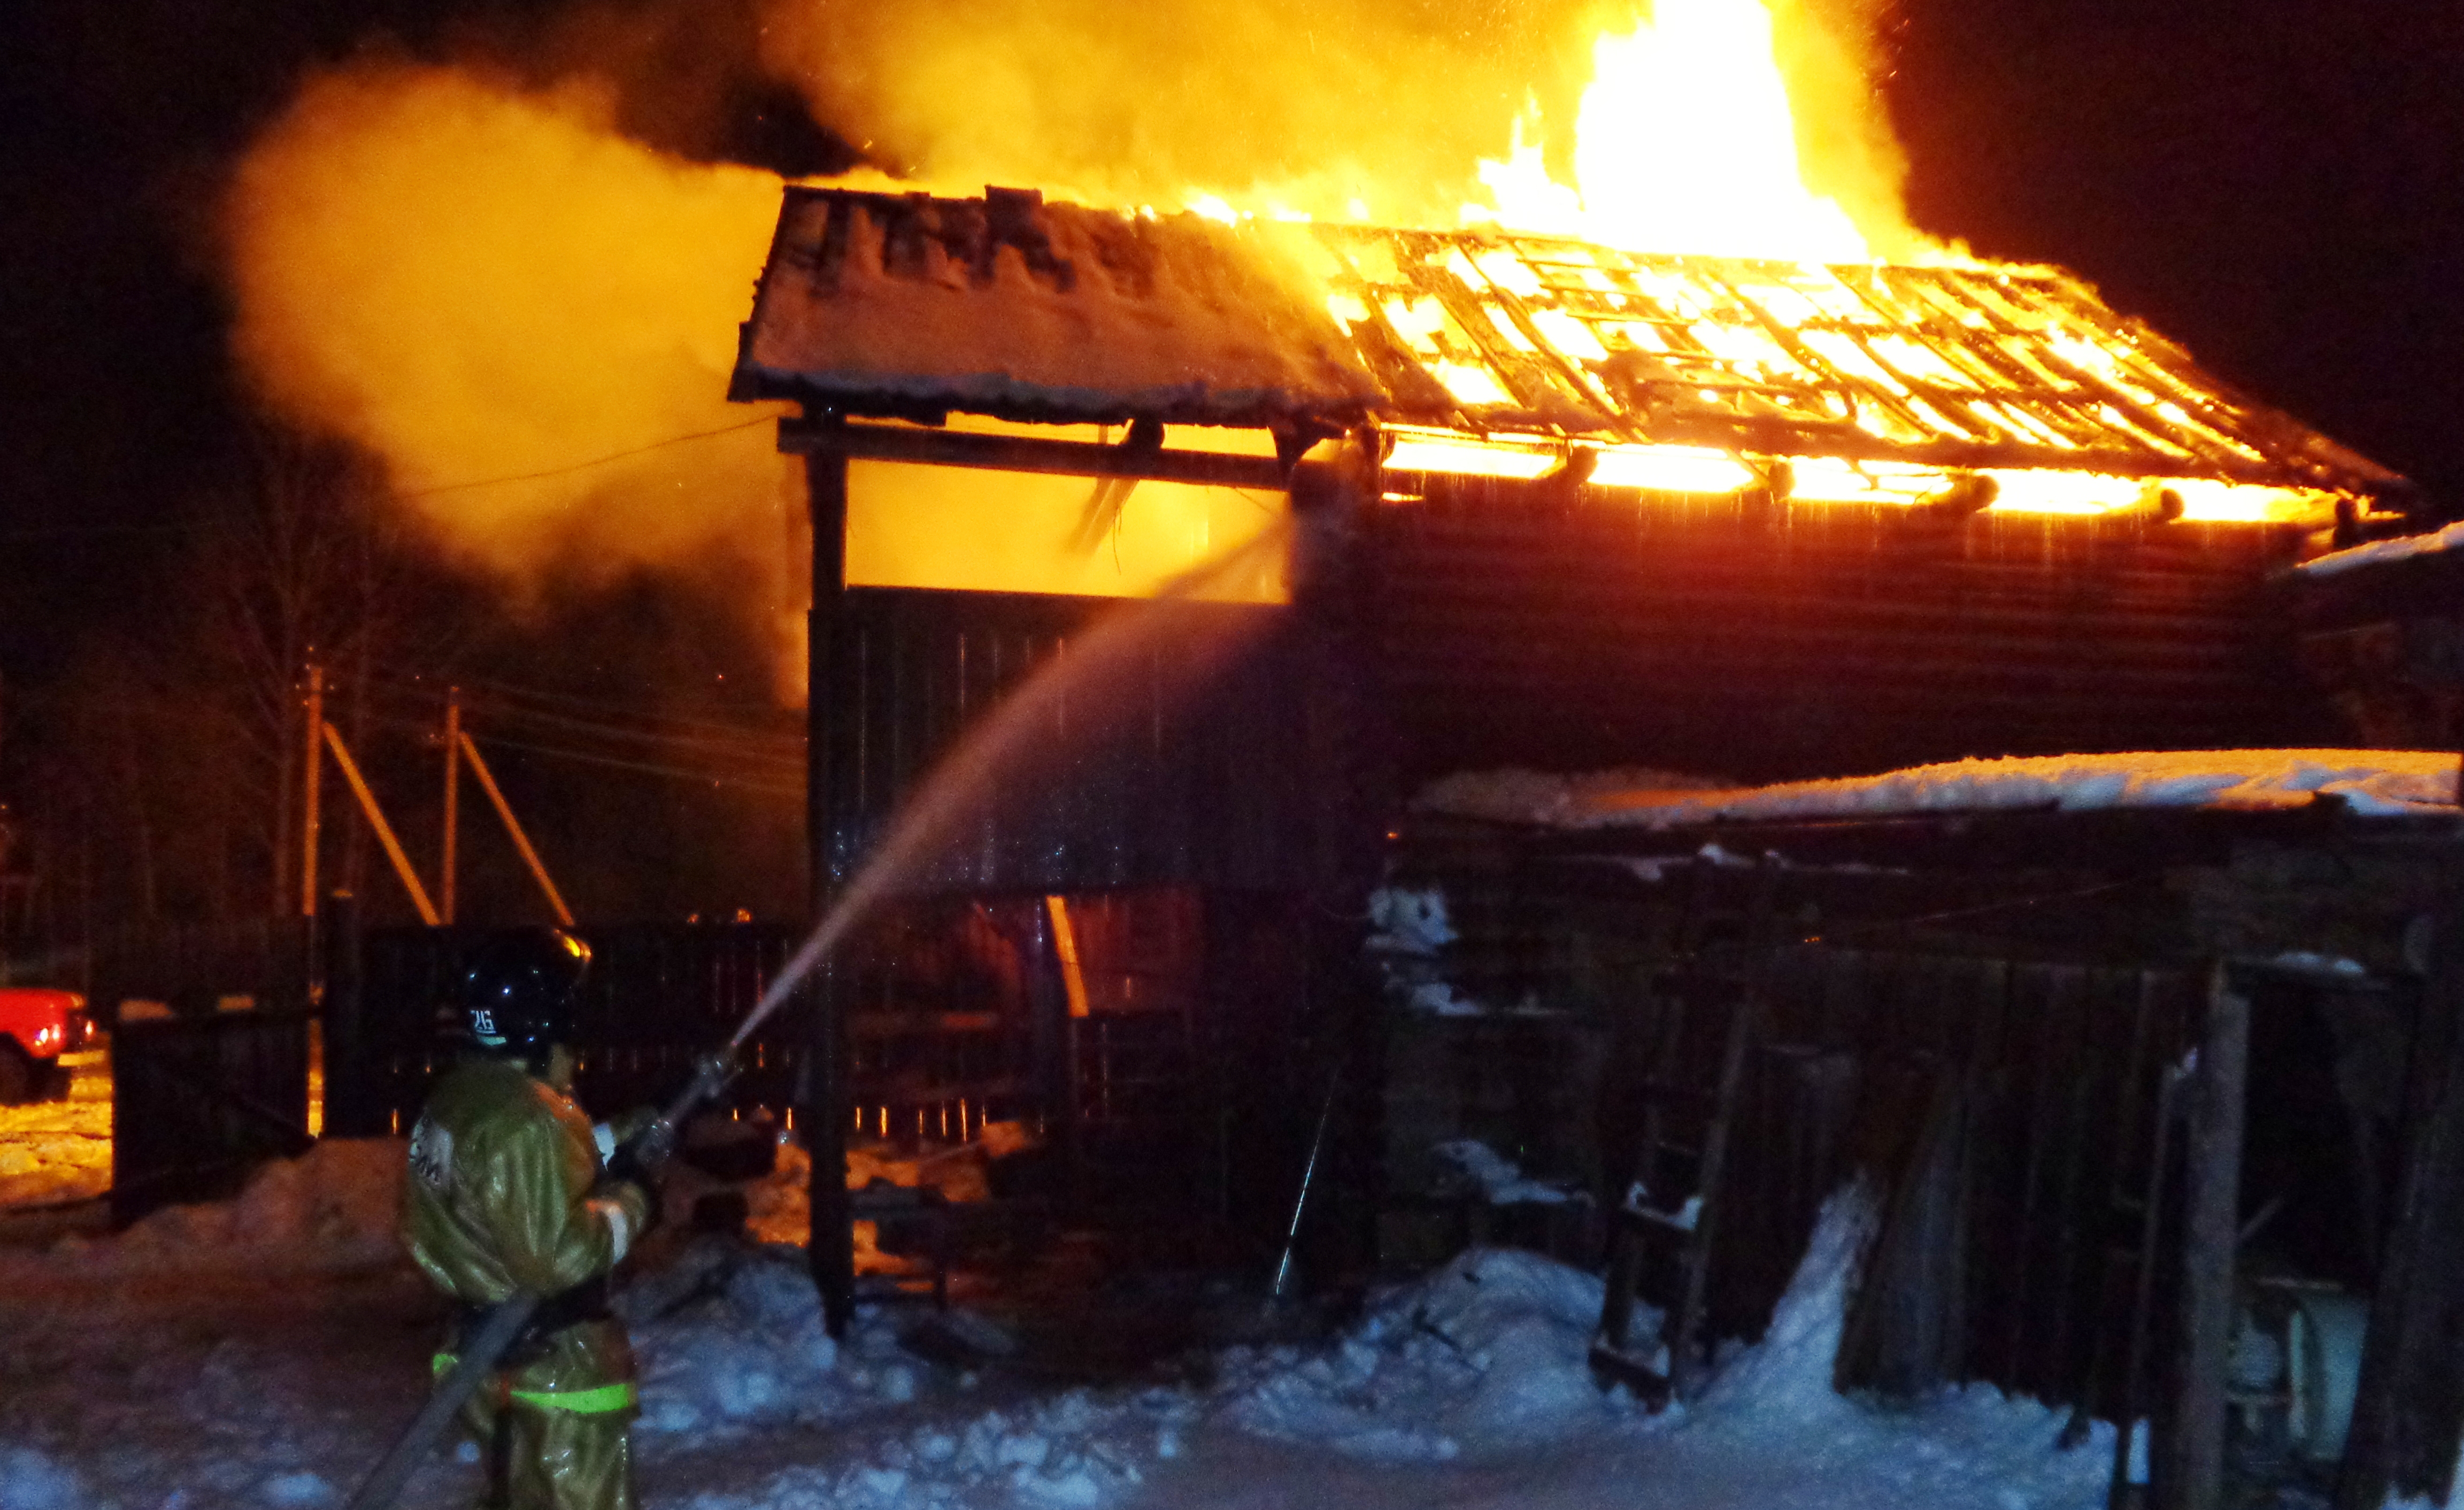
[402,929,656,1510]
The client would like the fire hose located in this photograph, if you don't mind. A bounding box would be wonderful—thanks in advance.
[340,1047,738,1510]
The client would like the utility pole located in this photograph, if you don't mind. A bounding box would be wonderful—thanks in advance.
[301,662,324,920]
[440,688,461,926]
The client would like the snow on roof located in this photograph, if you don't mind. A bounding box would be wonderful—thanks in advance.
[2294,519,2464,580]
[1418,749,2462,832]
[731,187,1386,428]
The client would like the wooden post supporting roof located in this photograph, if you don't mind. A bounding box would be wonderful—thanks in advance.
[2160,967,2247,1510]
[1281,438,1392,1284]
[802,440,856,1339]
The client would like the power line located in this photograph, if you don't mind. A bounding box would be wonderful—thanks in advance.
[363,711,801,797]
[464,700,804,768]
[368,669,802,754]
[2,410,782,541]
[469,731,803,799]
[398,415,778,499]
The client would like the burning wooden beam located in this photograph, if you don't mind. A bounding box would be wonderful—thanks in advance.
[732,188,2411,528]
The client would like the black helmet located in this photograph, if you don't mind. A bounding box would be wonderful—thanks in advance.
[458,929,591,1059]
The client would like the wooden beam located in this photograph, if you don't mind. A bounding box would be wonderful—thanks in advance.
[1045,896,1090,1019]
[321,722,441,927]
[2162,965,2247,1510]
[779,415,1299,490]
[456,731,574,928]
[802,446,857,1341]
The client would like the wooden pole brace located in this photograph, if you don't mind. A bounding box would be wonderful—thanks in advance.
[1045,895,1090,1019]
[456,730,575,928]
[320,722,441,927]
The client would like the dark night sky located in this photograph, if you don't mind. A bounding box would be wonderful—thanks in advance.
[1,0,2459,682]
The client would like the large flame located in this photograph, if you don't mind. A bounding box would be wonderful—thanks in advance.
[1468,0,1920,260]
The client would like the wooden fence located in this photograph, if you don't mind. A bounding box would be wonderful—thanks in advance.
[327,920,807,1138]
[111,1007,315,1226]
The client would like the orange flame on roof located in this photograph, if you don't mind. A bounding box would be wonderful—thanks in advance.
[1467,0,1926,261]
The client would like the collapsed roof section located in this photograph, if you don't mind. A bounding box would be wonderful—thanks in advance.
[1308,228,2404,509]
[732,187,2408,520]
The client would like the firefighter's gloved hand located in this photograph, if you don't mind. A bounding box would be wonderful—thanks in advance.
[617,1113,681,1176]
[605,1121,674,1188]
[600,1175,659,1251]
[592,1107,658,1167]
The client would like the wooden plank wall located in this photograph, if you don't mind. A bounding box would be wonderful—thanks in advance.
[1710,947,2204,1418]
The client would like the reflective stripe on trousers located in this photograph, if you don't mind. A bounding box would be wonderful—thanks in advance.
[431,1354,640,1414]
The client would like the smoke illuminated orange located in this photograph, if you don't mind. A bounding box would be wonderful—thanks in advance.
[224,66,800,582]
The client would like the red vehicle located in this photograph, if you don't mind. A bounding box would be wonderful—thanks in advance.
[0,988,91,1103]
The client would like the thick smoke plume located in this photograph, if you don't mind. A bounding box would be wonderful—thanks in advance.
[755,0,1609,224]
[222,64,803,588]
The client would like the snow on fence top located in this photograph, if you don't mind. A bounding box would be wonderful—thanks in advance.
[1418,749,2462,833]
[2294,518,2464,580]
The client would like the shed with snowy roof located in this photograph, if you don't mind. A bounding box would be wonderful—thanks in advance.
[725,184,2451,1486]
[1376,746,2464,1509]
[2294,520,2464,755]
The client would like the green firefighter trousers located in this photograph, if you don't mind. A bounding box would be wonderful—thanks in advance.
[437,1353,638,1510]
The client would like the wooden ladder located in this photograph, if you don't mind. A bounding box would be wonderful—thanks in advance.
[1590,858,1782,1407]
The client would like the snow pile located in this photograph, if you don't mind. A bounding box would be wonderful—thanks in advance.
[2296,519,2464,579]
[1693,1181,1876,1424]
[1429,1140,1583,1207]
[16,1137,404,1277]
[1218,1247,1630,1460]
[669,1388,1189,1510]
[1672,1184,2117,1510]
[1366,886,1482,1016]
[1421,749,2462,832]
[623,1243,905,1435]
[1366,887,1456,958]
[0,1445,94,1510]
[627,1242,1187,1509]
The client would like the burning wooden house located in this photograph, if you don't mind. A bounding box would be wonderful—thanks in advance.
[725,184,2451,1509]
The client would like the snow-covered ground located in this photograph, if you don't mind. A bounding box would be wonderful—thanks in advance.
[0,1147,2134,1510]
[0,1049,110,1211]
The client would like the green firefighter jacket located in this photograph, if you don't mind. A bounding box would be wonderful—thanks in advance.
[403,1057,651,1411]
